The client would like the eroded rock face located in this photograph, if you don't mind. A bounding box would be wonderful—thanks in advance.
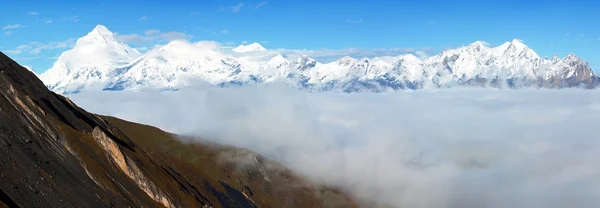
[0,51,359,208]
[92,127,176,208]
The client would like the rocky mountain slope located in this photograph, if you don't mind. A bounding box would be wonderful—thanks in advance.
[0,51,358,207]
[39,25,600,94]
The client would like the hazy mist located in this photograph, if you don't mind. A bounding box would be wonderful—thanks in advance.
[68,85,600,208]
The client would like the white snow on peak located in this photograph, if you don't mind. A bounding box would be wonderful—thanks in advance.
[232,42,267,53]
[511,38,526,47]
[266,54,288,67]
[39,24,141,93]
[337,56,357,65]
[102,39,252,91]
[398,54,421,62]
[40,33,597,93]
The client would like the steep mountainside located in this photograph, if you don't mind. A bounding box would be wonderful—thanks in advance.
[0,51,358,207]
[39,25,600,93]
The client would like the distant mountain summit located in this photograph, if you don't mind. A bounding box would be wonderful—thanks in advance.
[39,25,600,94]
[232,42,267,53]
[38,25,141,93]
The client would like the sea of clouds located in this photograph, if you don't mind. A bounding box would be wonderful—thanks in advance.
[68,85,600,208]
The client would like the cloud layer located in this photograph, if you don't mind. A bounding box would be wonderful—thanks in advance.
[68,86,600,208]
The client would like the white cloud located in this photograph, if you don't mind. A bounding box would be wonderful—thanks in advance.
[139,16,147,20]
[145,29,161,35]
[117,30,193,44]
[415,50,429,59]
[255,1,268,9]
[5,38,76,55]
[2,24,24,30]
[4,44,32,54]
[69,87,600,208]
[159,31,193,41]
[28,12,39,15]
[219,30,229,34]
[116,34,147,43]
[4,49,20,54]
[225,2,244,12]
[44,20,53,24]
[62,16,79,22]
[346,18,363,24]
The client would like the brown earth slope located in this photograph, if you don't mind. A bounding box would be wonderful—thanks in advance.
[0,51,358,208]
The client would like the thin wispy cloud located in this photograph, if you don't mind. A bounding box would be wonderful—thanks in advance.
[222,2,245,12]
[4,44,32,54]
[69,87,600,208]
[2,24,24,30]
[190,11,201,15]
[346,18,363,24]
[145,29,161,36]
[159,32,193,41]
[13,57,46,61]
[28,12,39,15]
[5,38,76,55]
[62,16,79,22]
[219,30,229,34]
[116,34,147,43]
[4,31,12,35]
[255,1,268,9]
[116,29,193,44]
[139,16,147,20]
[44,20,53,24]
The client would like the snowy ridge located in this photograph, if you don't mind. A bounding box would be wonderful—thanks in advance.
[39,25,600,94]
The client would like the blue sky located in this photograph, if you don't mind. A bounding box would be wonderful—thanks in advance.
[0,0,599,74]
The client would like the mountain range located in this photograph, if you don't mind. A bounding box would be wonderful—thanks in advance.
[39,25,600,94]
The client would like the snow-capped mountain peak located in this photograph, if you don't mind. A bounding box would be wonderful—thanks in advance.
[39,25,141,93]
[510,38,527,48]
[75,25,120,46]
[40,32,599,94]
[266,54,289,67]
[467,41,489,52]
[338,56,357,65]
[232,42,267,53]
